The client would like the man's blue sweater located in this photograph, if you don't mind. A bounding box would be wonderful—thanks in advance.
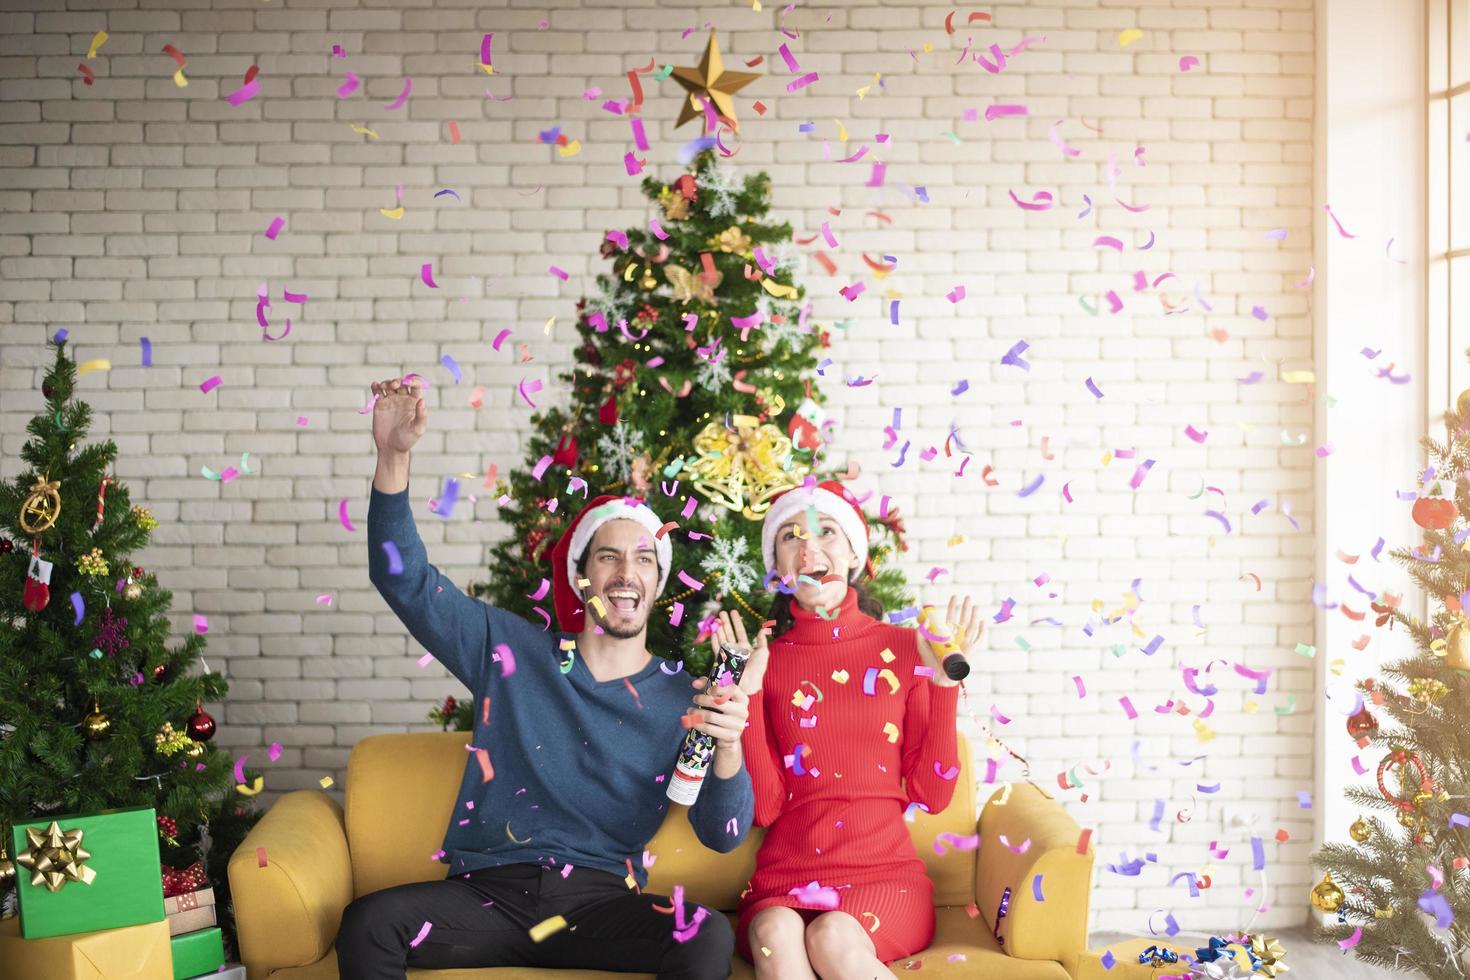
[367,487,753,887]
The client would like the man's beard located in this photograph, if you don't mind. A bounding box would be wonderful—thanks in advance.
[598,615,647,640]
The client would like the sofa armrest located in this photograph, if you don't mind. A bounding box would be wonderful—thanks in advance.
[974,782,1093,966]
[228,789,353,978]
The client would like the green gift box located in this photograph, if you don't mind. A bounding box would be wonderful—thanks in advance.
[11,806,165,940]
[170,926,224,980]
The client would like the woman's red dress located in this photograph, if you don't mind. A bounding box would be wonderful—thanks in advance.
[736,588,961,964]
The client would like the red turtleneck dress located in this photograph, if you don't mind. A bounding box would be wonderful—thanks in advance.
[735,588,961,964]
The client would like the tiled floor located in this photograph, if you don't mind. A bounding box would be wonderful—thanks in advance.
[1090,927,1400,979]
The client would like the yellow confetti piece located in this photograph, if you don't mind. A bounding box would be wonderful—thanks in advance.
[759,277,798,299]
[77,359,111,376]
[882,722,900,744]
[173,68,188,88]
[506,821,532,844]
[480,64,495,75]
[87,31,108,59]
[529,915,568,943]
[833,118,848,142]
[1193,718,1216,743]
[1329,659,1345,676]
[1282,370,1315,383]
[1119,28,1143,47]
[351,125,379,139]
[990,782,1014,806]
[235,776,264,797]
[587,595,606,618]
[831,669,849,684]
[947,535,966,547]
[1243,701,1260,714]
[575,578,591,589]
[862,911,881,933]
[876,668,900,694]
[544,316,556,335]
[791,689,807,707]
[760,946,772,957]
[380,207,405,219]
[319,776,334,789]
[922,42,933,54]
[880,648,895,664]
[558,139,582,157]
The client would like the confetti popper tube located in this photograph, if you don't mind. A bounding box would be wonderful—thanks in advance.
[666,643,748,806]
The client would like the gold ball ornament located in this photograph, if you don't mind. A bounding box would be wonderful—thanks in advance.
[82,700,110,740]
[1446,617,1470,670]
[124,582,142,600]
[1349,817,1372,843]
[1457,387,1470,418]
[19,475,62,535]
[1310,872,1344,913]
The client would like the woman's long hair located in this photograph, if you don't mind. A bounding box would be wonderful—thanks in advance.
[769,579,884,638]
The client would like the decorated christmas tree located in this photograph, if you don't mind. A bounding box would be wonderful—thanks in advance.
[461,148,912,694]
[0,338,257,946]
[1312,374,1470,976]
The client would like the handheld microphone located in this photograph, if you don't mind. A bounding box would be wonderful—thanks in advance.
[918,606,970,681]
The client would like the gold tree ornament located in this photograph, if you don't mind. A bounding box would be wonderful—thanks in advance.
[1409,677,1449,703]
[687,419,807,519]
[19,474,61,535]
[131,505,158,532]
[1457,387,1470,418]
[15,821,96,892]
[713,226,752,254]
[82,700,110,740]
[1445,616,1470,670]
[665,265,721,303]
[77,547,108,577]
[1310,871,1344,912]
[660,189,691,221]
[1349,817,1372,843]
[670,30,760,131]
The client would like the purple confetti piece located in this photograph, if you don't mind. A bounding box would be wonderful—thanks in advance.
[1032,874,1045,901]
[381,541,403,575]
[441,354,462,384]
[71,592,84,625]
[264,216,284,239]
[1250,835,1266,870]
[140,337,152,366]
[200,375,222,394]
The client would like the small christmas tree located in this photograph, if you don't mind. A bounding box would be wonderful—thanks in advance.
[0,338,258,947]
[1312,367,1470,977]
[465,150,912,680]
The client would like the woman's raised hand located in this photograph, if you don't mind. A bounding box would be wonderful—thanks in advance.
[916,595,986,685]
[711,609,771,696]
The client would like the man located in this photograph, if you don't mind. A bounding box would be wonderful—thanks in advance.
[337,378,754,979]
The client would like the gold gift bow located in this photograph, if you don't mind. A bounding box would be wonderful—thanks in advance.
[15,821,97,892]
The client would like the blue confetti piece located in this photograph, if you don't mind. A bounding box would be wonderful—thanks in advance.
[71,591,84,626]
[1032,873,1045,902]
[1101,950,1116,970]
[432,478,461,519]
[140,337,152,367]
[441,354,462,384]
[1251,835,1266,870]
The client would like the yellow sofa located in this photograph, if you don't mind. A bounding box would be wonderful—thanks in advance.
[229,731,1167,980]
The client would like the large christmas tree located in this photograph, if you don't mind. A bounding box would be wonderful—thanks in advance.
[0,339,257,945]
[465,149,913,682]
[1313,376,1470,976]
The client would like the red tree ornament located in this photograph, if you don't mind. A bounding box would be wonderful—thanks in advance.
[1413,497,1458,530]
[185,704,215,742]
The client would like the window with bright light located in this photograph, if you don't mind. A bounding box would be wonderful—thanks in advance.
[1430,0,1470,402]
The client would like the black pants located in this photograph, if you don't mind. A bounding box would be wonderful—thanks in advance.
[336,863,733,979]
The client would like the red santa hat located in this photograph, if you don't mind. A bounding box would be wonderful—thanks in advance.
[550,494,673,633]
[760,479,875,581]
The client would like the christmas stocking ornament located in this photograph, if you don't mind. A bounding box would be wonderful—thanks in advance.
[24,554,53,612]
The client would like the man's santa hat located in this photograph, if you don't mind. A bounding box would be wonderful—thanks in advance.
[760,479,875,581]
[550,494,672,633]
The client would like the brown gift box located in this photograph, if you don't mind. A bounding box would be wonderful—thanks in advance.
[164,886,217,937]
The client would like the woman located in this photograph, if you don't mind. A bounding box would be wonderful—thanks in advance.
[712,480,984,979]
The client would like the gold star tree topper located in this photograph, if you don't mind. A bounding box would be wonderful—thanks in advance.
[671,30,760,131]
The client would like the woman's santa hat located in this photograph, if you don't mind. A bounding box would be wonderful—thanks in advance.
[760,479,875,581]
[550,494,672,633]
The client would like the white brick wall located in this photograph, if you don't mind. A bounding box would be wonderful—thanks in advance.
[0,0,1317,934]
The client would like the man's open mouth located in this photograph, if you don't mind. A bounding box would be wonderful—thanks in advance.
[607,589,642,613]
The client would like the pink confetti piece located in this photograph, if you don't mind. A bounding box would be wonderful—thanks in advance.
[336,72,359,98]
[1338,926,1363,950]
[933,832,979,854]
[787,72,820,93]
[234,755,247,784]
[264,216,284,239]
[421,263,439,288]
[226,78,260,107]
[1179,55,1200,71]
[947,285,966,303]
[480,32,494,69]
[1073,675,1086,697]
[193,614,208,635]
[677,569,704,591]
[417,652,435,669]
[199,375,222,394]
[409,921,432,948]
[491,328,511,351]
[516,378,543,408]
[1185,424,1208,443]
[985,103,1028,120]
[649,218,669,240]
[1324,203,1356,239]
[549,265,569,281]
[1009,189,1054,211]
[493,642,517,677]
[385,76,412,110]
[865,163,886,187]
[338,498,356,532]
[787,881,840,910]
[268,742,283,762]
[1119,696,1138,719]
